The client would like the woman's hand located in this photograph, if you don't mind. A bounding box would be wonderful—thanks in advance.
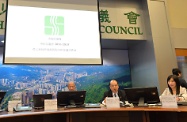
[176,97,181,101]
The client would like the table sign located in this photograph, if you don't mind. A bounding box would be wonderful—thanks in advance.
[106,97,120,108]
[44,99,57,110]
[8,100,21,112]
[161,95,178,108]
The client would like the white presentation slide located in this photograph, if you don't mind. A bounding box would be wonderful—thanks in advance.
[4,0,102,64]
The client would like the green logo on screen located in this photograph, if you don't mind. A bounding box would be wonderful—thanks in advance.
[44,16,64,35]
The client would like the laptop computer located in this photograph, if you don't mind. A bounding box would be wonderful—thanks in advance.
[33,94,52,109]
[0,91,6,111]
[177,101,187,106]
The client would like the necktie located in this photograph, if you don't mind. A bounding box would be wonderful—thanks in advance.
[114,93,117,97]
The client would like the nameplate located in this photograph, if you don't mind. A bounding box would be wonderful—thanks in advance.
[8,100,21,112]
[106,97,120,108]
[161,95,178,108]
[44,99,57,111]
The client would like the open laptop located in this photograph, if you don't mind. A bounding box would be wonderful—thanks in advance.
[0,91,6,111]
[177,101,187,106]
[33,94,52,109]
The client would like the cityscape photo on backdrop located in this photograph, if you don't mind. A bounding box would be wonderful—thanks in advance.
[0,48,132,109]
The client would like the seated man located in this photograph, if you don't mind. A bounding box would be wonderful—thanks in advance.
[172,68,187,89]
[67,81,76,91]
[102,79,126,104]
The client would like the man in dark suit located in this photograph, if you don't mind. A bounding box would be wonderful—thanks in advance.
[172,68,187,89]
[102,80,126,104]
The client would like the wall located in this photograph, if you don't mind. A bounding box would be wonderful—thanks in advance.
[120,0,177,93]
[100,0,178,93]
[99,0,146,40]
[146,0,177,93]
[167,0,187,48]
[128,0,159,90]
[0,0,5,36]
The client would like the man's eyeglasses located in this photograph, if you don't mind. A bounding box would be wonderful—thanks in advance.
[110,85,118,87]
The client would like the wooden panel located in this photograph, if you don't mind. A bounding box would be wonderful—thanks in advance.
[87,112,129,122]
[0,115,43,122]
[86,117,106,122]
[106,117,129,122]
[70,113,86,122]
[3,107,187,122]
[129,112,145,122]
[178,112,187,122]
[86,111,129,117]
[175,49,187,56]
[43,113,66,122]
[70,111,130,122]
[0,113,67,122]
[148,112,178,122]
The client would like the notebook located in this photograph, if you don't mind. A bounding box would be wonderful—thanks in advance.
[33,94,52,109]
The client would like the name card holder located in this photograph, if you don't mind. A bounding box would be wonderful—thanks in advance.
[161,95,178,108]
[8,100,21,112]
[106,97,120,108]
[44,99,57,111]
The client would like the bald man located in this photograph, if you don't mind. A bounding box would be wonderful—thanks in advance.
[67,81,76,91]
[102,80,126,104]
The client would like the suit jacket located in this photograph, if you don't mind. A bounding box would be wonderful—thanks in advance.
[179,77,187,89]
[102,90,126,102]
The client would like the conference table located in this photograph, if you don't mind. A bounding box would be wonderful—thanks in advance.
[0,106,187,122]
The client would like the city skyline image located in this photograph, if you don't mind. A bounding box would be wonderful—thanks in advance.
[0,49,132,108]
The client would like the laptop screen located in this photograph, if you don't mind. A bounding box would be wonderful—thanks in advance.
[57,91,86,106]
[124,87,160,105]
[33,94,52,108]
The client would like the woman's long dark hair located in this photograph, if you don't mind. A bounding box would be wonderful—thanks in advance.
[167,75,180,95]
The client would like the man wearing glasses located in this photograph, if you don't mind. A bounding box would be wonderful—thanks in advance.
[102,79,126,104]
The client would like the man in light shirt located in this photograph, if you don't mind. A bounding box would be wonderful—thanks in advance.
[67,81,76,91]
